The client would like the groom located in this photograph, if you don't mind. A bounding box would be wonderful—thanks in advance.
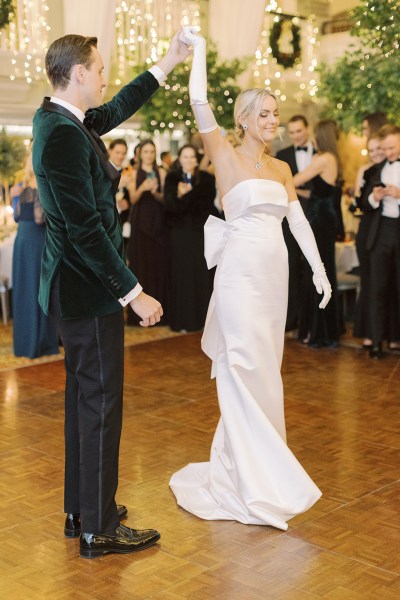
[32,32,189,558]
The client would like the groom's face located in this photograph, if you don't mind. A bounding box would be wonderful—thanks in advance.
[82,47,106,109]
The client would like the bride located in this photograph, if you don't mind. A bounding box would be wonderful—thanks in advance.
[169,28,331,530]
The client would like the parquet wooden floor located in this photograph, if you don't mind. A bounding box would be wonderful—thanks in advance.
[0,332,399,599]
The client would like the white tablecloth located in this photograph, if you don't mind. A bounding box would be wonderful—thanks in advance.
[0,232,16,288]
[335,242,359,274]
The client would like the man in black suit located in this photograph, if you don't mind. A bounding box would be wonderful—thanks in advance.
[276,115,314,331]
[358,124,400,359]
[32,32,189,558]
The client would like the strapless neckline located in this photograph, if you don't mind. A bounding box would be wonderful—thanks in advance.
[222,179,286,202]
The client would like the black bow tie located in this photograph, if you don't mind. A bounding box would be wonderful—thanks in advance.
[388,159,400,165]
[295,146,308,152]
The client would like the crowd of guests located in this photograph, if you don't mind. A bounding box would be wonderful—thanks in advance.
[9,110,400,360]
[350,116,400,359]
[110,138,220,333]
[278,111,400,358]
[277,115,343,348]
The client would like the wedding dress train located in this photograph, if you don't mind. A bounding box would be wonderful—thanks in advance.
[170,179,321,530]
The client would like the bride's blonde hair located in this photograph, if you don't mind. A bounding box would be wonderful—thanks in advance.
[234,88,278,143]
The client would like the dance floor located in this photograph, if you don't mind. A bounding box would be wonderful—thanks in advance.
[0,332,399,599]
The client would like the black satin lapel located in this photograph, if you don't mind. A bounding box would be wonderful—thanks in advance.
[40,98,121,193]
[86,126,108,155]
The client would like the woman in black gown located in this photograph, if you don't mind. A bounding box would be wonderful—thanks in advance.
[126,139,168,325]
[292,120,342,348]
[164,144,218,332]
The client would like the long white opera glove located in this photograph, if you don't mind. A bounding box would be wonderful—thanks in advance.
[179,27,218,134]
[287,200,332,309]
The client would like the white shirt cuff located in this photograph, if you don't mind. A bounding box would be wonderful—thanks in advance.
[118,283,142,307]
[148,65,167,84]
[368,193,380,209]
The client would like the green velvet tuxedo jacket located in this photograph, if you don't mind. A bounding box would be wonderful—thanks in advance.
[32,71,159,319]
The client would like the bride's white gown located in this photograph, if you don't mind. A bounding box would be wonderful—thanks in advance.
[169,179,321,530]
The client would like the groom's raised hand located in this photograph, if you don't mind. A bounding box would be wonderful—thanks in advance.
[156,28,191,76]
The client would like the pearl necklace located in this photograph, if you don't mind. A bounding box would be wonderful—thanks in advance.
[238,146,266,170]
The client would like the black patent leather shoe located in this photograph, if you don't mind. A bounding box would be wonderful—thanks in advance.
[79,524,161,559]
[369,343,383,359]
[64,504,128,538]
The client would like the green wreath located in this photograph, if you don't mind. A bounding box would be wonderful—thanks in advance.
[269,18,301,69]
[0,0,14,31]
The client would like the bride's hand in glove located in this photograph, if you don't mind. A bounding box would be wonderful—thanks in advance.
[312,266,332,309]
[179,26,205,47]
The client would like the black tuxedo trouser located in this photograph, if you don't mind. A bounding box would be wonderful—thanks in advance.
[369,217,400,344]
[49,283,124,535]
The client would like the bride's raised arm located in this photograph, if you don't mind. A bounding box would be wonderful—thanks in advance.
[179,27,231,164]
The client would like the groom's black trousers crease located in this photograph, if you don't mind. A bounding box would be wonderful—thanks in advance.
[49,279,124,535]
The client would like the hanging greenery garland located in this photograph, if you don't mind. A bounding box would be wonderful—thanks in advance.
[269,18,301,70]
[0,0,14,31]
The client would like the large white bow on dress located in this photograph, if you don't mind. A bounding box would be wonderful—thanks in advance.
[203,215,231,269]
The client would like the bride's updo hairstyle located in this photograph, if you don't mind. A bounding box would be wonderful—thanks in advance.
[234,88,278,144]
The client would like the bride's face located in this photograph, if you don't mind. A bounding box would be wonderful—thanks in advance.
[252,95,280,143]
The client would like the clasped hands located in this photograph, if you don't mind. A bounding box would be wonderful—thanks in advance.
[179,26,204,47]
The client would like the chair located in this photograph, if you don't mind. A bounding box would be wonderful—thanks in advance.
[337,272,360,320]
[0,276,10,326]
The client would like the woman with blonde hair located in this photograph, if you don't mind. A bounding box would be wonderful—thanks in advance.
[169,28,331,530]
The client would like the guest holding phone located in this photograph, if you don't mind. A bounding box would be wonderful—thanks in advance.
[358,124,400,358]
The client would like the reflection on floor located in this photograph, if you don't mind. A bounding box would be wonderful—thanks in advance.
[0,332,399,599]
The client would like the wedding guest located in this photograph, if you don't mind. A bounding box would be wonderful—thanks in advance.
[130,143,141,169]
[160,151,173,171]
[108,138,132,245]
[12,157,59,358]
[293,120,342,348]
[126,139,169,325]
[164,144,218,331]
[358,124,400,359]
[352,135,398,348]
[361,112,388,139]
[276,115,314,332]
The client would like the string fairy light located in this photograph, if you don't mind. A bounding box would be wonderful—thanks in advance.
[112,0,201,133]
[0,0,51,85]
[114,0,200,85]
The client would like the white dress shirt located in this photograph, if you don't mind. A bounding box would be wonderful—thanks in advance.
[368,159,400,218]
[295,141,313,172]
